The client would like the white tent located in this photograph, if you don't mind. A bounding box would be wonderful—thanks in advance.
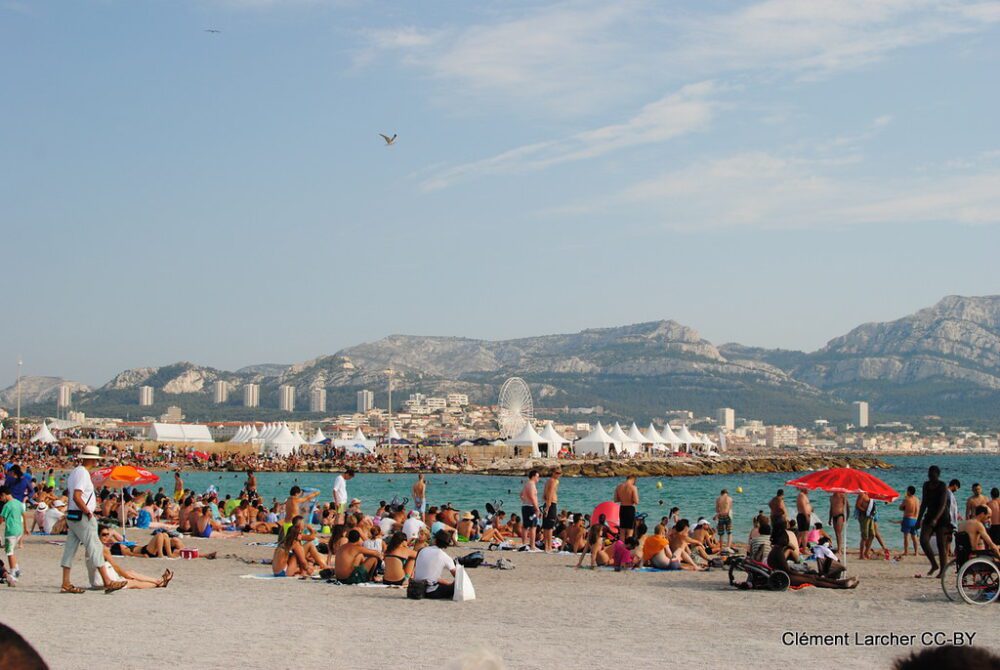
[336,427,376,453]
[148,422,213,443]
[249,424,259,439]
[675,425,698,452]
[293,429,307,445]
[609,422,640,456]
[310,427,328,444]
[261,423,278,442]
[353,428,368,443]
[539,422,570,456]
[266,424,299,457]
[508,422,545,458]
[660,424,683,451]
[574,421,617,457]
[644,423,669,451]
[31,422,58,444]
[627,422,652,452]
[387,424,403,442]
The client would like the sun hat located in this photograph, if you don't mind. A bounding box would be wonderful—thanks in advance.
[53,500,66,508]
[36,502,48,511]
[461,512,474,520]
[79,445,102,460]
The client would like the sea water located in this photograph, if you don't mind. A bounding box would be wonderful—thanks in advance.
[154,454,997,549]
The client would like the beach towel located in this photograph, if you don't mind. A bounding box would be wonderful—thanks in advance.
[597,566,680,573]
[246,541,279,548]
[240,573,288,580]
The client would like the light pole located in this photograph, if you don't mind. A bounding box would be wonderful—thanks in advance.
[384,368,394,444]
[15,357,22,445]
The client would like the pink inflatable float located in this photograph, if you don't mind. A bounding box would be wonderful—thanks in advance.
[591,501,620,533]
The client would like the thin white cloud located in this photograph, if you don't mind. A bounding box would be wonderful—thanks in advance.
[597,150,1000,231]
[419,81,717,191]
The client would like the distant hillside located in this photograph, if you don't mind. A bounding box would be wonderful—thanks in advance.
[6,295,1000,427]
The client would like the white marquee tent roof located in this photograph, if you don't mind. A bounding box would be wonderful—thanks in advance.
[660,424,683,446]
[675,425,697,445]
[608,422,633,444]
[575,421,616,456]
[310,428,328,444]
[509,422,544,446]
[627,422,651,444]
[266,424,300,456]
[149,422,213,443]
[644,423,668,445]
[31,422,58,444]
[387,424,402,441]
[539,421,570,446]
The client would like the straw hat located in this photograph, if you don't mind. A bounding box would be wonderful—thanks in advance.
[79,445,103,460]
[461,512,474,521]
[36,502,48,511]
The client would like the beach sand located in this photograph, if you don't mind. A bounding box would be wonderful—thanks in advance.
[3,532,996,670]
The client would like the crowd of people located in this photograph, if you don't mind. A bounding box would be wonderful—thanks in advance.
[1,440,999,600]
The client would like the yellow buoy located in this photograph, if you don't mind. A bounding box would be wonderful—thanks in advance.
[656,481,663,489]
[736,486,743,494]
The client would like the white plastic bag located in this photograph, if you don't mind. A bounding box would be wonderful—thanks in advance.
[453,565,476,602]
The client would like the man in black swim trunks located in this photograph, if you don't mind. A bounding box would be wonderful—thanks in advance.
[917,465,950,576]
[614,475,639,540]
[541,469,561,553]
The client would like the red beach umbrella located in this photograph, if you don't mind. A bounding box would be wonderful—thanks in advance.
[786,467,899,502]
[785,467,898,564]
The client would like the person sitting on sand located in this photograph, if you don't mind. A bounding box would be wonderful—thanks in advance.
[456,513,478,542]
[768,521,858,589]
[562,514,588,554]
[272,517,313,577]
[691,519,720,554]
[99,524,172,558]
[642,524,681,570]
[383,531,417,586]
[402,511,427,541]
[195,504,240,538]
[812,537,846,579]
[412,530,457,599]
[576,524,611,569]
[334,529,383,584]
[611,536,639,572]
[748,522,772,563]
[667,520,707,571]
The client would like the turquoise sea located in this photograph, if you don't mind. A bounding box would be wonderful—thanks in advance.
[155,455,997,549]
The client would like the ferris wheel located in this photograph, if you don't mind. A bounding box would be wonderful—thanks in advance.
[497,377,533,438]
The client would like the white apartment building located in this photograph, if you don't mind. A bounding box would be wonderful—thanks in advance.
[853,401,870,428]
[425,397,447,411]
[765,425,799,449]
[446,393,469,407]
[310,388,327,413]
[139,386,154,407]
[57,384,73,409]
[279,385,295,412]
[213,380,229,404]
[243,383,260,408]
[716,407,735,431]
[357,389,374,413]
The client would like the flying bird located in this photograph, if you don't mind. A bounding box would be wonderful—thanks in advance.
[204,29,221,34]
[379,133,397,146]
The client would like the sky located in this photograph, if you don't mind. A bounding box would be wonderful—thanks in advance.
[2,0,999,386]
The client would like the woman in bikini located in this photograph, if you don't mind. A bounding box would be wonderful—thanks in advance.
[272,520,313,577]
[576,525,611,569]
[97,527,173,589]
[99,525,171,558]
[382,531,417,586]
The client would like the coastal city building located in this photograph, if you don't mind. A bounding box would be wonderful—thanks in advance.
[765,425,799,449]
[279,384,295,412]
[243,383,260,408]
[310,388,327,413]
[357,389,374,413]
[57,384,72,409]
[213,380,229,404]
[716,407,735,431]
[853,401,870,428]
[138,386,154,407]
[160,405,183,423]
[447,393,469,406]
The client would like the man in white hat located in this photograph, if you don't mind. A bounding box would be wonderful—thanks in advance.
[59,445,126,594]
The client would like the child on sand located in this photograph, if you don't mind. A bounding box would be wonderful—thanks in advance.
[0,486,25,582]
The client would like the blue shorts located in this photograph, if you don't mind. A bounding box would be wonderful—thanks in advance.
[901,517,918,535]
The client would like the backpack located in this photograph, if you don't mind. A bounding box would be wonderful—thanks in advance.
[457,551,485,568]
[407,579,428,600]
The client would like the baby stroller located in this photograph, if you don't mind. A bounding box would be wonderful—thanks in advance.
[727,555,790,591]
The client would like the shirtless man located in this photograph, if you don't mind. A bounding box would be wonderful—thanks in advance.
[714,489,733,550]
[990,488,1000,543]
[667,520,706,571]
[614,475,639,540]
[795,488,812,548]
[284,486,320,527]
[520,471,541,551]
[965,483,989,521]
[245,470,257,496]
[541,469,561,552]
[173,470,184,502]
[334,529,383,584]
[768,489,787,526]
[899,486,920,556]
[412,474,427,515]
[958,506,1000,558]
[829,491,847,558]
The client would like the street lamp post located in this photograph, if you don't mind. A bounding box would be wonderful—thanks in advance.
[384,368,394,445]
[15,357,22,446]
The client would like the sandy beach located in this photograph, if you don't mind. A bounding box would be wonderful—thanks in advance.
[3,530,996,670]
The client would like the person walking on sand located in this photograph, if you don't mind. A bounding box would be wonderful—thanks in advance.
[917,465,950,576]
[899,486,920,556]
[59,445,126,594]
[614,475,639,540]
[542,469,561,552]
[412,474,427,515]
[829,491,847,557]
[520,471,541,551]
[714,490,733,550]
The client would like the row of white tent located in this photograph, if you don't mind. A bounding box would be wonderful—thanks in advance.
[228,423,375,457]
[509,420,718,458]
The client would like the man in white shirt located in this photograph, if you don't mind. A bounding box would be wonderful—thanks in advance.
[412,530,457,599]
[332,468,355,516]
[402,511,426,541]
[59,446,126,594]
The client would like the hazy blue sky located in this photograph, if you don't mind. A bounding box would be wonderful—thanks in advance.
[2,0,999,386]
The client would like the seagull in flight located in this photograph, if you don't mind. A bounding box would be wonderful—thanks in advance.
[379,133,397,146]
[204,29,221,34]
